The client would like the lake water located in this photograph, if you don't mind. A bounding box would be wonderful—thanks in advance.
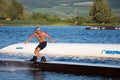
[0,26,120,80]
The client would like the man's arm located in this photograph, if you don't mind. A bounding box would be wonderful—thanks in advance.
[44,32,54,43]
[25,33,35,44]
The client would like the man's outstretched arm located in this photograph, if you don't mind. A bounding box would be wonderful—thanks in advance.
[25,33,35,44]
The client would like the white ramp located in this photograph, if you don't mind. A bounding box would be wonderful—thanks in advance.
[0,43,120,58]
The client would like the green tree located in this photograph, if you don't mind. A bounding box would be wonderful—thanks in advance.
[48,15,60,22]
[11,0,24,20]
[32,13,49,20]
[74,16,87,25]
[89,0,113,23]
[0,0,9,19]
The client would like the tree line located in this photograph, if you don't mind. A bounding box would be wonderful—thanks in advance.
[0,0,24,20]
[0,0,119,25]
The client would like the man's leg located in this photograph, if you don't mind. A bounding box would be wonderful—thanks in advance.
[35,47,43,57]
[35,47,46,62]
[30,47,40,62]
[30,56,37,62]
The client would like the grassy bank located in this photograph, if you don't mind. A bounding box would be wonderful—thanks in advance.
[0,19,120,27]
[0,19,74,26]
[0,19,51,26]
[83,23,120,27]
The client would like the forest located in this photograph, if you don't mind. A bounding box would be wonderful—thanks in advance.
[0,0,120,26]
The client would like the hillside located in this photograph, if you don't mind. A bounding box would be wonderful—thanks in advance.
[16,0,120,17]
[16,0,93,8]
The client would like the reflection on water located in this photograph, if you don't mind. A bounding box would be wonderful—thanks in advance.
[0,70,119,80]
[29,70,46,80]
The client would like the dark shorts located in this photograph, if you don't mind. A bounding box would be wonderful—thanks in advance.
[36,41,47,50]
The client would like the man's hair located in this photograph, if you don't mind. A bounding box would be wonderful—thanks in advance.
[35,27,40,31]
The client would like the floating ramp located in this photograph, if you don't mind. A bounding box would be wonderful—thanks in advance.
[0,43,120,59]
[0,59,120,78]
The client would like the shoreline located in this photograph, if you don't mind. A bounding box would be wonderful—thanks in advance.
[0,24,119,27]
[1,25,120,30]
[0,20,119,27]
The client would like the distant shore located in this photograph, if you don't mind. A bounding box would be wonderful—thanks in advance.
[0,20,119,27]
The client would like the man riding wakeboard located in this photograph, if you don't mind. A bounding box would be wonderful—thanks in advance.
[25,27,54,62]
